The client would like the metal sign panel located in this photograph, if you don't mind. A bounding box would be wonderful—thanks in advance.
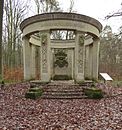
[100,73,113,81]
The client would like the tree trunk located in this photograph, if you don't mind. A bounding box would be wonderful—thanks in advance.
[0,0,4,80]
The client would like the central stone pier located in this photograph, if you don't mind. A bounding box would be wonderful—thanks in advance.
[20,12,102,82]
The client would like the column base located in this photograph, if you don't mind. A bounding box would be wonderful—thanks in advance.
[41,73,51,82]
[75,73,84,82]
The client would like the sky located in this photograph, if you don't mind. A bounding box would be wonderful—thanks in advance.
[28,0,122,33]
[58,0,122,33]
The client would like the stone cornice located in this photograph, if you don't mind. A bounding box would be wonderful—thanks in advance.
[20,12,102,32]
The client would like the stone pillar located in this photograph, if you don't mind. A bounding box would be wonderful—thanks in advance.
[31,45,36,79]
[40,31,51,82]
[75,32,84,82]
[92,38,100,80]
[50,49,54,79]
[85,44,93,79]
[23,36,32,80]
[84,45,89,79]
[88,44,93,79]
[84,44,93,80]
[84,45,91,79]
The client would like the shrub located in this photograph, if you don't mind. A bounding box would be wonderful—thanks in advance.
[25,87,43,100]
[83,87,103,99]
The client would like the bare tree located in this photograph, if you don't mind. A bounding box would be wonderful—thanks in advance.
[100,25,122,79]
[33,0,61,14]
[3,0,27,68]
[105,3,122,19]
[69,0,74,12]
[106,11,122,19]
[34,0,40,14]
[0,0,4,80]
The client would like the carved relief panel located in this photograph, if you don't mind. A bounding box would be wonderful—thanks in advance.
[78,35,84,73]
[41,34,48,73]
[53,48,73,78]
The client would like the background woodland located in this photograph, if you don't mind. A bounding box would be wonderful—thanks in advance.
[0,0,122,81]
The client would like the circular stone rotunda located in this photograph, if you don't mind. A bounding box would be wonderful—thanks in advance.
[20,12,102,82]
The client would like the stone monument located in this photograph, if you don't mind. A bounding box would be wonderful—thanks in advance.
[20,12,102,82]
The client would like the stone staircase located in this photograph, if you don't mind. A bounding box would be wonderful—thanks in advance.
[39,80,93,99]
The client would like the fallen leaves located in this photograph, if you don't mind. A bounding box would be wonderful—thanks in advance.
[0,83,121,130]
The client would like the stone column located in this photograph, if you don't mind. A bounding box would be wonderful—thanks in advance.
[31,45,36,79]
[40,31,51,82]
[92,38,100,80]
[88,44,93,79]
[50,49,54,79]
[84,45,90,79]
[75,32,84,82]
[23,36,32,80]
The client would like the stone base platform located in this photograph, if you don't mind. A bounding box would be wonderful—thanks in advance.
[30,80,93,99]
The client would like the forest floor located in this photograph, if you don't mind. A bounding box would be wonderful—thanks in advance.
[0,82,122,130]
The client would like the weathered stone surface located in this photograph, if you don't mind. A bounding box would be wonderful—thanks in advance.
[21,12,102,82]
[20,12,102,32]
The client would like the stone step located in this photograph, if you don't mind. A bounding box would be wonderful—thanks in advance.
[43,89,83,93]
[43,91,83,95]
[43,88,90,93]
[42,85,85,90]
[43,86,83,90]
[38,80,93,99]
[41,95,87,99]
[41,88,86,99]
[46,84,80,87]
[30,80,93,85]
